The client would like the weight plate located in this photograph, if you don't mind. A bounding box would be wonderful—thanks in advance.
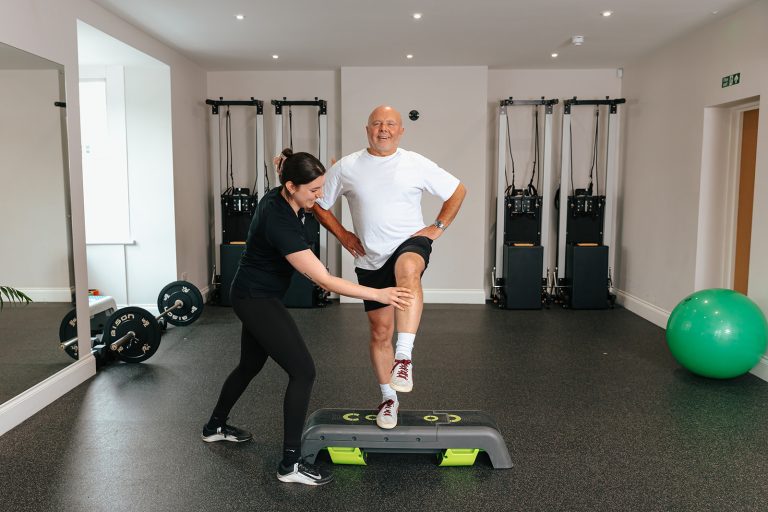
[157,280,204,327]
[58,309,79,360]
[104,306,162,363]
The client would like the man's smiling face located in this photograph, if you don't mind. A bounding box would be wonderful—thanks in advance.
[366,106,404,157]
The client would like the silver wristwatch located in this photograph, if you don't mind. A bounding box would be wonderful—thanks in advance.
[433,220,446,230]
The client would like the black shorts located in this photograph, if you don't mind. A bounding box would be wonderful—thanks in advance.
[355,236,433,312]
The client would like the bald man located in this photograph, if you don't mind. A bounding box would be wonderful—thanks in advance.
[313,105,466,429]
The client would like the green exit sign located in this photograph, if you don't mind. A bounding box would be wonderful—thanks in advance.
[722,72,741,88]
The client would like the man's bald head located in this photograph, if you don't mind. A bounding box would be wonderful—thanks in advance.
[368,105,402,125]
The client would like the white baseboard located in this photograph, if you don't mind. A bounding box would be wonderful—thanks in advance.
[423,289,487,303]
[615,289,670,329]
[119,285,212,315]
[19,287,73,302]
[0,355,96,436]
[341,289,487,304]
[750,356,768,382]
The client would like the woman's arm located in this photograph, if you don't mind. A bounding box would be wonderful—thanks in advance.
[285,249,413,310]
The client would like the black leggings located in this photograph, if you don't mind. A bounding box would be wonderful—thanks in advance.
[211,293,316,450]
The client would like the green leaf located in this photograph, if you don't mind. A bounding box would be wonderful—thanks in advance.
[0,286,33,311]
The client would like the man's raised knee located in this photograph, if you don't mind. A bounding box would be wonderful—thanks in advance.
[395,254,425,280]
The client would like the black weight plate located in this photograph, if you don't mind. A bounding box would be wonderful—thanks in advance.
[104,307,162,363]
[58,309,79,360]
[157,280,204,327]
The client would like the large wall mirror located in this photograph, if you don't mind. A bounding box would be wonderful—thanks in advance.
[0,42,76,404]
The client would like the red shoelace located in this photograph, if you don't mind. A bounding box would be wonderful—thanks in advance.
[378,399,395,416]
[392,359,412,379]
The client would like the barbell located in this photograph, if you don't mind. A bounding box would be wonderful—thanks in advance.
[58,280,204,364]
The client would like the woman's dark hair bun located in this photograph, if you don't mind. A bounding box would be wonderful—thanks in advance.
[279,148,325,187]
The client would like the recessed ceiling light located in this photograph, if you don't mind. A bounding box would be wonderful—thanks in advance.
[551,53,559,58]
[413,13,422,20]
[601,10,613,17]
[406,54,414,59]
[235,14,245,20]
[711,10,719,15]
[272,54,279,59]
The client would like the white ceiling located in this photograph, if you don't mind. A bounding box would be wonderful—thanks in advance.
[90,0,753,71]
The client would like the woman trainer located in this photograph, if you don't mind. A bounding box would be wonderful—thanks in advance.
[202,149,414,486]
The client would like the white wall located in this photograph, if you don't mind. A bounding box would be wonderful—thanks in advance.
[0,0,206,435]
[618,0,768,326]
[81,60,177,307]
[340,66,488,303]
[0,69,71,301]
[124,65,177,306]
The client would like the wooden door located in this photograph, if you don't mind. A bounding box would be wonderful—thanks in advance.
[733,108,759,294]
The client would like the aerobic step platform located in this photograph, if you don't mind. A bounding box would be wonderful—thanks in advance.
[301,408,512,469]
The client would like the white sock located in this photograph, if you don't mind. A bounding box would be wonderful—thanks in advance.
[395,332,415,360]
[380,383,397,403]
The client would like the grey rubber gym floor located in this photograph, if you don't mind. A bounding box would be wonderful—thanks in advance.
[2,303,768,511]
[0,302,73,403]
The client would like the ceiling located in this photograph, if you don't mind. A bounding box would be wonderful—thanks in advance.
[89,0,753,71]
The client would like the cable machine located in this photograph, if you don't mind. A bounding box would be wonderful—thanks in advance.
[492,97,558,309]
[554,97,625,309]
[271,97,329,308]
[206,97,265,306]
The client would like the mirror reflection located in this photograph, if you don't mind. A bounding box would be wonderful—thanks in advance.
[0,42,75,404]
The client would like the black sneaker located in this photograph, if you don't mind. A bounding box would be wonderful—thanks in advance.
[201,422,252,443]
[277,459,333,486]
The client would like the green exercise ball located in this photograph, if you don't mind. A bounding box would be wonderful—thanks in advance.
[666,288,768,379]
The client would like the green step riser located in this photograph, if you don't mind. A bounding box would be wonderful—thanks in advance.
[325,448,481,466]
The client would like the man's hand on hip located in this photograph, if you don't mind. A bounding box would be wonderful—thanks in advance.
[411,225,444,241]
[340,230,366,258]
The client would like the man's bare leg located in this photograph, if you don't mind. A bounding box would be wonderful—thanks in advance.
[394,253,425,334]
[366,306,396,385]
[367,307,400,429]
[388,253,425,392]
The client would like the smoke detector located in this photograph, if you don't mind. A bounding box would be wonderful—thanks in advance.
[571,35,585,46]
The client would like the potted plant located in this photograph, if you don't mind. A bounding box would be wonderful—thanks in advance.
[0,286,31,311]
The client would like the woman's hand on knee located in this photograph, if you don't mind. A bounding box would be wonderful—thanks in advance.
[375,287,415,311]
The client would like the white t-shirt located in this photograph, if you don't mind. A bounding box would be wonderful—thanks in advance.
[315,148,460,270]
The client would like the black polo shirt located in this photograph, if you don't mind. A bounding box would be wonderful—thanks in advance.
[231,186,310,298]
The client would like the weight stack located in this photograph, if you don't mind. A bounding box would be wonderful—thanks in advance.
[220,243,246,307]
[501,244,543,310]
[221,189,257,243]
[565,244,609,309]
[503,194,542,245]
